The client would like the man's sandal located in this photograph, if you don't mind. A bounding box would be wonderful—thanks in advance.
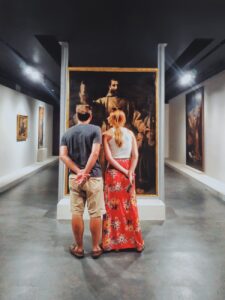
[69,244,84,259]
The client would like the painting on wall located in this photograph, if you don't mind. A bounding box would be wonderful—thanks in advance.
[66,67,158,196]
[186,87,204,171]
[17,115,28,141]
[38,106,44,148]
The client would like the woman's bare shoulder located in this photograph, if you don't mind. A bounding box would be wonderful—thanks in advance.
[103,128,113,139]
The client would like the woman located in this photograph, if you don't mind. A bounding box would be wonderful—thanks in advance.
[102,109,144,252]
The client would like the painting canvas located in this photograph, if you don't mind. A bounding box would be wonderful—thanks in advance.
[17,115,28,141]
[67,67,158,196]
[186,87,204,171]
[38,106,44,148]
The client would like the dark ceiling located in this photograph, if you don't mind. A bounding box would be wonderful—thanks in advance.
[1,0,225,106]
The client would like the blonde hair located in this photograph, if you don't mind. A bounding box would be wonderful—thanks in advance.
[108,110,126,147]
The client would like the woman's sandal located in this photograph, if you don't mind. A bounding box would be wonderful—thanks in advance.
[69,244,85,259]
[136,245,145,253]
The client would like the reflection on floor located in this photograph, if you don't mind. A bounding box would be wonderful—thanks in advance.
[0,163,225,300]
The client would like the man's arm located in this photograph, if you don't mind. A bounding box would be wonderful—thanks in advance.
[83,126,102,175]
[83,143,101,175]
[59,146,81,174]
[75,143,101,185]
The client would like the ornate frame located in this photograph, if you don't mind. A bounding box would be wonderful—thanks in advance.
[17,115,28,141]
[64,67,159,197]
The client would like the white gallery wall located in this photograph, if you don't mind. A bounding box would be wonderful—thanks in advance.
[164,103,169,158]
[168,69,225,183]
[0,84,53,178]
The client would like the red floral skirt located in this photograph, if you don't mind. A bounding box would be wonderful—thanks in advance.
[102,159,144,251]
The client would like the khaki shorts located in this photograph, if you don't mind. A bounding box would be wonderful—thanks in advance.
[69,174,105,217]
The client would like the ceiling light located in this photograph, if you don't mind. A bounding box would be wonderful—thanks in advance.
[179,71,196,86]
[24,66,42,82]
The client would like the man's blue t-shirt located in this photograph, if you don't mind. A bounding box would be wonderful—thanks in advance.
[61,124,102,177]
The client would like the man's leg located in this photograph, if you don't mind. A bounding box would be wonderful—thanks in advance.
[86,177,104,257]
[90,216,102,251]
[72,214,84,252]
[69,174,85,255]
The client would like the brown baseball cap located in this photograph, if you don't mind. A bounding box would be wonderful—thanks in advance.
[76,104,92,114]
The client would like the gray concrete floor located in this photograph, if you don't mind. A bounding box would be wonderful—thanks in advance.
[0,163,225,300]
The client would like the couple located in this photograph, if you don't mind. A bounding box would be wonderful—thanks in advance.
[60,104,144,259]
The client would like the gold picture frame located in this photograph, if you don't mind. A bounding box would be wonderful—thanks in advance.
[17,115,28,141]
[65,67,159,197]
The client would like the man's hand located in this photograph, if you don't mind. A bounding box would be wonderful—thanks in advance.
[76,170,90,186]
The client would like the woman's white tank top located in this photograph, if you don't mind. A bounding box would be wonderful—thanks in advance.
[108,127,132,158]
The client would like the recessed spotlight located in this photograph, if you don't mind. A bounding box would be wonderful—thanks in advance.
[23,66,42,82]
[179,71,196,86]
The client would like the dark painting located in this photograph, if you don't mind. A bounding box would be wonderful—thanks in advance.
[186,87,204,171]
[38,106,44,148]
[67,68,158,195]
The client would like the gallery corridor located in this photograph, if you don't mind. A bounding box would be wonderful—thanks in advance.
[0,162,225,300]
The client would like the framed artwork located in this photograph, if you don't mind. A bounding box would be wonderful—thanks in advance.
[186,86,204,171]
[38,106,44,148]
[17,115,28,141]
[66,67,158,196]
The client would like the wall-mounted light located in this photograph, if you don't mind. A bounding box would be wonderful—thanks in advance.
[179,71,196,86]
[23,66,42,82]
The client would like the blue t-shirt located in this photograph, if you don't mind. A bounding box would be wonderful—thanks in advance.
[61,124,102,177]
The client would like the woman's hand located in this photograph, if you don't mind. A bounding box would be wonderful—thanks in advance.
[128,170,134,185]
[124,169,129,177]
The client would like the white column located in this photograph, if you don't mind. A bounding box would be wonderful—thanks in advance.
[58,42,69,201]
[158,43,167,202]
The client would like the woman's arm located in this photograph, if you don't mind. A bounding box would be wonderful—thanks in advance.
[103,134,128,176]
[128,132,139,184]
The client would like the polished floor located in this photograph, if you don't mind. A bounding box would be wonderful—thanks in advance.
[0,163,225,300]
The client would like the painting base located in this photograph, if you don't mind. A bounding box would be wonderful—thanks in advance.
[37,148,48,162]
[57,197,165,221]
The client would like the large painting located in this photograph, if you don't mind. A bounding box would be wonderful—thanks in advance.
[38,106,44,148]
[17,115,28,141]
[186,87,204,171]
[67,67,158,196]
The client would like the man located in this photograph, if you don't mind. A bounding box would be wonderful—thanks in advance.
[79,81,89,104]
[94,79,133,131]
[60,104,104,259]
[69,81,89,127]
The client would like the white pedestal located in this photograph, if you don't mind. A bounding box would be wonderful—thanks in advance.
[37,148,48,162]
[57,197,165,221]
[136,198,165,220]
